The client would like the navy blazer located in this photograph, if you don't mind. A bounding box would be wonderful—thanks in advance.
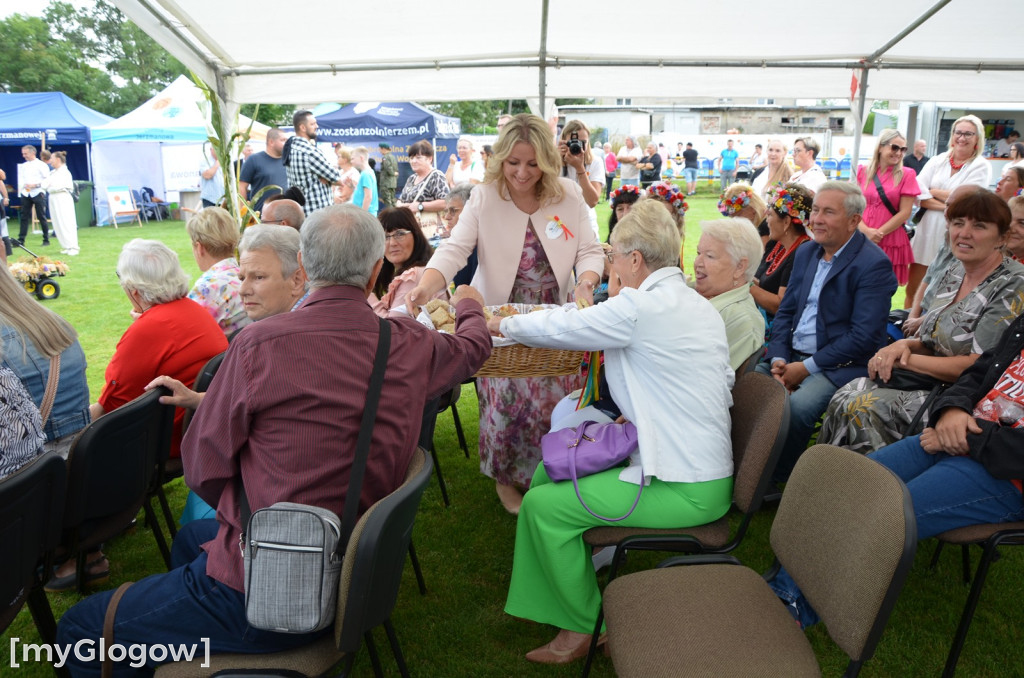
[766,229,897,387]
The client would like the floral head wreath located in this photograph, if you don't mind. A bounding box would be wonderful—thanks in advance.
[718,189,752,216]
[766,185,811,226]
[646,182,688,216]
[610,184,642,202]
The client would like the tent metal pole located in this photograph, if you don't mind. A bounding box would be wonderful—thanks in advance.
[538,0,550,116]
[867,0,954,62]
[851,68,870,183]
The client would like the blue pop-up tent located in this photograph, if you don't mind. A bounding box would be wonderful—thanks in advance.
[0,92,112,186]
[313,102,461,186]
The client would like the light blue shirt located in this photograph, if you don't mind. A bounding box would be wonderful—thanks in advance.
[776,235,855,374]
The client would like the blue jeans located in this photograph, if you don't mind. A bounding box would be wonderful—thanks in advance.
[619,177,639,187]
[682,168,698,185]
[869,434,1024,539]
[755,361,839,481]
[56,520,327,677]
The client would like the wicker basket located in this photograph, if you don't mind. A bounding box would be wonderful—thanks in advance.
[475,344,586,378]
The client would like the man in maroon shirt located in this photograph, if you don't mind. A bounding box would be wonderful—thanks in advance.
[57,204,492,676]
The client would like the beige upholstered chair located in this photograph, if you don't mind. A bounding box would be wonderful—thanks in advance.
[600,444,916,678]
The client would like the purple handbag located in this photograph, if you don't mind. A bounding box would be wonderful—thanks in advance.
[540,421,644,522]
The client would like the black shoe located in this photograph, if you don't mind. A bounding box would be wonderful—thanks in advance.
[41,241,50,246]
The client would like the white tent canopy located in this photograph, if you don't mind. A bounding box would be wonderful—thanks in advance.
[112,0,1021,107]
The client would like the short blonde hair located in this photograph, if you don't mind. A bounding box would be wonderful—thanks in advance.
[948,114,986,163]
[610,200,680,271]
[699,218,764,283]
[186,207,239,259]
[484,113,564,204]
[721,183,767,223]
[335,146,352,163]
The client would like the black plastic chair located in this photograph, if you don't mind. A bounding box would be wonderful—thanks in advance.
[62,387,175,582]
[156,351,227,540]
[155,448,434,678]
[0,453,67,653]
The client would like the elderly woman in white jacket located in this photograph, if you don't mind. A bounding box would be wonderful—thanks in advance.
[493,200,735,664]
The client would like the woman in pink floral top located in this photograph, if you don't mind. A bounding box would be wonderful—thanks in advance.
[369,207,446,317]
[186,207,251,337]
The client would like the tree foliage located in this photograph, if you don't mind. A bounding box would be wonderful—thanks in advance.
[0,1,185,116]
[425,99,595,134]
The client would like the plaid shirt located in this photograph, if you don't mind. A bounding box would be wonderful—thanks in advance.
[286,137,340,214]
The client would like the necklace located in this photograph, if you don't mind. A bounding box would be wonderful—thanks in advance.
[949,155,967,172]
[764,234,810,277]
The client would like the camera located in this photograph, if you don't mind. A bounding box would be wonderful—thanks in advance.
[567,131,584,156]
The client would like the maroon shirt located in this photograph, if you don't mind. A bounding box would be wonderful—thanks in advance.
[183,284,491,591]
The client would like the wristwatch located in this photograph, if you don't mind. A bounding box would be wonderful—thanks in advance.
[417,202,424,212]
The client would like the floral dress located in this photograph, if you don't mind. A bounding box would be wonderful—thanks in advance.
[188,257,251,337]
[820,258,1024,453]
[477,224,582,487]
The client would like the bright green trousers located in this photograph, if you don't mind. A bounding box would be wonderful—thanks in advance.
[504,462,732,632]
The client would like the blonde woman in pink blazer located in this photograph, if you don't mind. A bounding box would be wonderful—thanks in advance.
[408,114,604,514]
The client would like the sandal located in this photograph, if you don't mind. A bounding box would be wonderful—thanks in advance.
[44,556,110,593]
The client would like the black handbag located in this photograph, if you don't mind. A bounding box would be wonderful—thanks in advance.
[874,367,949,435]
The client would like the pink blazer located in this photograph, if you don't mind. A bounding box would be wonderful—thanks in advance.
[426,178,605,305]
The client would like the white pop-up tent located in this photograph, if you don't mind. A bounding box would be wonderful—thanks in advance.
[110,0,1021,108]
[90,75,270,222]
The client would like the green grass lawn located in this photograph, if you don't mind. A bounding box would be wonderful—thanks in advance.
[2,195,1019,677]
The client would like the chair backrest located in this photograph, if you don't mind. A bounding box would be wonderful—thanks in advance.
[63,388,174,533]
[334,448,433,652]
[194,351,226,394]
[729,371,789,515]
[734,345,764,379]
[0,452,66,633]
[772,444,916,667]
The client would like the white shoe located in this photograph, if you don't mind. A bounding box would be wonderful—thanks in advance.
[592,547,616,571]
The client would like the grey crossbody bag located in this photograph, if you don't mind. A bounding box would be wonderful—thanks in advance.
[239,318,391,633]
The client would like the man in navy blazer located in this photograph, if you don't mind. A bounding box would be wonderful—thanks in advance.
[760,181,897,480]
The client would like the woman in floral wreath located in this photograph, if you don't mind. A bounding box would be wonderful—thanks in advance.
[644,181,689,264]
[856,128,919,290]
[750,183,813,322]
[407,114,604,514]
[607,183,642,242]
[719,182,768,244]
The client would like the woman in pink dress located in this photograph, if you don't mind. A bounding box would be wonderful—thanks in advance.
[857,129,920,289]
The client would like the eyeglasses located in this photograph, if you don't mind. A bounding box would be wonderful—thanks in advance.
[385,229,412,240]
[888,144,908,154]
[442,207,462,218]
[261,218,286,225]
[953,130,977,138]
[605,249,635,263]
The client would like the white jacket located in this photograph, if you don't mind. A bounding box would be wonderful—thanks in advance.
[500,267,734,485]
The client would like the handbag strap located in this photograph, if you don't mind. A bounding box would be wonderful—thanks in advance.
[101,582,134,678]
[39,354,60,425]
[569,439,644,522]
[873,173,900,217]
[239,317,392,559]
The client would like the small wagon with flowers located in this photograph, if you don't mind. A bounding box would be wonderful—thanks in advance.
[8,255,69,300]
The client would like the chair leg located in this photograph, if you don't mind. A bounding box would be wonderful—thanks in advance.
[581,608,605,678]
[943,541,1000,678]
[429,445,450,507]
[960,544,972,585]
[336,651,357,677]
[26,586,59,646]
[75,550,87,595]
[384,619,411,678]
[364,630,385,678]
[156,484,178,538]
[450,405,469,458]
[929,540,946,571]
[144,501,173,570]
[408,541,427,595]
